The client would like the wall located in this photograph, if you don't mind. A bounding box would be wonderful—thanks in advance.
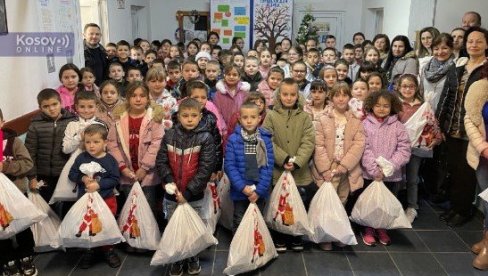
[434,0,488,33]
[362,0,411,40]
[106,0,151,43]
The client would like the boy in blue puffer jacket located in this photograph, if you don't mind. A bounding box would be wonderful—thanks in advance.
[224,103,274,233]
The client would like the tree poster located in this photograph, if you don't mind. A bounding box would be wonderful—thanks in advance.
[210,0,251,51]
[252,0,293,52]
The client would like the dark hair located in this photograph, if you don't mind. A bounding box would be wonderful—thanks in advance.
[364,90,402,115]
[229,44,243,55]
[182,60,199,70]
[188,80,209,96]
[267,66,285,79]
[179,98,201,111]
[99,80,120,96]
[207,31,220,41]
[131,45,143,52]
[464,26,488,56]
[322,47,338,55]
[362,40,374,49]
[167,60,181,71]
[353,78,369,90]
[161,39,172,46]
[59,63,81,82]
[288,46,303,58]
[367,72,386,88]
[144,50,157,57]
[343,43,355,51]
[0,108,3,121]
[383,35,413,71]
[292,60,307,70]
[219,49,233,60]
[465,11,482,26]
[151,40,161,48]
[125,81,149,108]
[245,56,259,65]
[37,88,61,106]
[480,62,488,79]
[309,79,327,92]
[75,90,98,104]
[431,33,454,50]
[83,23,100,32]
[356,61,376,80]
[84,123,108,140]
[239,102,260,113]
[281,37,292,45]
[372,34,391,52]
[353,32,365,41]
[152,58,165,65]
[186,41,199,55]
[138,39,149,47]
[133,38,142,47]
[80,67,95,78]
[105,42,116,48]
[108,62,123,71]
[244,91,266,106]
[253,39,267,51]
[116,40,130,49]
[232,36,244,45]
[211,45,222,52]
[397,73,421,101]
[306,48,320,55]
[280,77,298,89]
[417,27,441,58]
[223,64,241,76]
[325,35,336,40]
[127,66,142,74]
[334,59,349,68]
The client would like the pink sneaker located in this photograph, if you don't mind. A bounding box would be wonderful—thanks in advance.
[362,227,376,246]
[377,229,391,245]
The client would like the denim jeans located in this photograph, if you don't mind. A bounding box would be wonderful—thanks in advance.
[406,155,423,209]
[476,157,488,230]
[232,198,266,234]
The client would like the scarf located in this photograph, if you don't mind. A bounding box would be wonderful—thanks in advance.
[241,129,267,168]
[423,56,454,83]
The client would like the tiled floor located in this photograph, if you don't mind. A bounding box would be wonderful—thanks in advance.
[35,200,486,276]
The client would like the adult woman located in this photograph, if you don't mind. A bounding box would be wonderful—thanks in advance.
[417,27,441,58]
[437,27,488,228]
[373,34,390,61]
[207,31,220,46]
[382,35,417,87]
[465,62,488,270]
[451,27,466,60]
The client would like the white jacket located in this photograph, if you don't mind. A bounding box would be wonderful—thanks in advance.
[62,117,104,154]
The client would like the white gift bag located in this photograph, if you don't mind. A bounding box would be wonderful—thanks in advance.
[218,174,234,230]
[307,182,357,245]
[479,188,488,202]
[223,203,277,275]
[151,203,217,266]
[51,192,125,248]
[0,173,46,240]
[28,192,62,252]
[404,101,436,158]
[202,182,221,234]
[49,148,82,204]
[118,182,160,250]
[264,171,313,236]
[350,181,411,229]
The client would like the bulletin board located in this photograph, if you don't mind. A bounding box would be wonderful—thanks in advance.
[210,0,251,51]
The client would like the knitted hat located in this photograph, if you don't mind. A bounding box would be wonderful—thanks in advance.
[195,51,211,61]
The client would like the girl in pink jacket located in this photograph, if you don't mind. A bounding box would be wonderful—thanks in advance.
[360,90,411,247]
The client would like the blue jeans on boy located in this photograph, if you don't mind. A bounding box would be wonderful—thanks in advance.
[476,157,488,230]
[406,155,423,209]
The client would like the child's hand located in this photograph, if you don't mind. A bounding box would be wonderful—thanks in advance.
[284,162,294,171]
[374,171,384,181]
[323,171,333,182]
[248,192,259,203]
[122,168,136,180]
[427,138,441,149]
[242,185,254,196]
[335,165,347,175]
[29,178,39,190]
[85,180,100,193]
[175,191,187,204]
[135,168,147,182]
[82,175,94,185]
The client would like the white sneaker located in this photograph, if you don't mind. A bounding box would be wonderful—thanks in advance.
[405,208,418,224]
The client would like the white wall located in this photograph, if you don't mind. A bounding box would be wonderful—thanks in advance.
[434,0,488,33]
[148,0,210,43]
[362,0,411,40]
[106,0,151,43]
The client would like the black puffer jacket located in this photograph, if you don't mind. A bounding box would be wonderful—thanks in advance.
[156,121,216,202]
[84,41,108,86]
[25,109,76,178]
[436,58,484,137]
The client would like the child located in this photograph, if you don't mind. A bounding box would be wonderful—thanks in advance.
[322,47,338,66]
[305,48,320,81]
[227,92,268,137]
[169,45,184,63]
[367,72,385,93]
[219,50,234,69]
[166,60,182,92]
[126,66,143,83]
[232,52,245,71]
[247,49,258,58]
[174,60,201,99]
[0,108,37,276]
[349,79,370,120]
[144,50,157,68]
[335,59,352,85]
[225,103,274,234]
[241,56,263,91]
[396,74,441,223]
[25,89,76,203]
[214,65,251,128]
[130,46,148,77]
[112,40,136,73]
[200,42,212,54]
[155,98,216,276]
[108,62,128,97]
[96,80,125,130]
[80,67,100,98]
[107,82,164,226]
[364,47,382,69]
[138,39,151,54]
[68,124,121,269]
[259,49,273,80]
[57,63,83,114]
[211,45,222,61]
[257,66,284,108]
[291,61,310,95]
[342,44,359,82]
[195,51,211,75]
[304,79,329,121]
[354,44,364,65]
[361,90,411,246]
[130,45,143,63]
[321,65,338,90]
[63,91,106,156]
[262,78,315,253]
[186,80,224,179]
[311,82,365,250]
[146,68,177,129]
[204,60,221,100]
[105,42,117,61]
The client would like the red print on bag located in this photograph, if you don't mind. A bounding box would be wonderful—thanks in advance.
[209,182,221,214]
[273,174,294,226]
[76,195,102,237]
[121,192,141,238]
[0,202,14,230]
[252,210,265,263]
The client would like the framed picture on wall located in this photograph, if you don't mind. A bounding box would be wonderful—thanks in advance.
[0,0,7,35]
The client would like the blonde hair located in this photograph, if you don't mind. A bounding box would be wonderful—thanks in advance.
[145,67,166,82]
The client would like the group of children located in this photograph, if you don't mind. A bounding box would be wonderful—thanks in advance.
[0,23,452,276]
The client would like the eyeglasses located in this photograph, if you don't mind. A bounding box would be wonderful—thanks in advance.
[400,85,416,90]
